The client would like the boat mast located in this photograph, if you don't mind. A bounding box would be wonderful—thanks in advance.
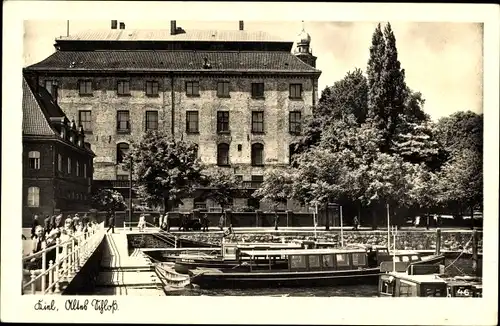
[387,203,391,251]
[340,205,344,248]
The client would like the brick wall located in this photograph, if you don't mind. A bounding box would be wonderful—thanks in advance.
[39,74,317,182]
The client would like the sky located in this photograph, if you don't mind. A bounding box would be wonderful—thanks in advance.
[23,20,483,121]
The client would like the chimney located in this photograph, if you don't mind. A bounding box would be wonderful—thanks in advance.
[239,20,244,31]
[170,20,177,35]
[119,22,125,29]
[111,20,118,29]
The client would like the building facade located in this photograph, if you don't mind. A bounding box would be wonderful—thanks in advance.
[24,20,321,211]
[22,77,95,226]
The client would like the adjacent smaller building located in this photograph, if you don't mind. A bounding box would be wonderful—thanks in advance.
[22,76,95,226]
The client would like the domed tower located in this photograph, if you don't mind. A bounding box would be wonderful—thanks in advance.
[294,21,317,68]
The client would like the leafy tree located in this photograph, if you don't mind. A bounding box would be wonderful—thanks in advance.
[391,121,448,171]
[92,189,127,214]
[403,89,430,124]
[367,23,409,153]
[435,111,483,156]
[253,168,296,211]
[315,68,368,123]
[204,169,242,211]
[128,130,205,212]
[437,148,483,227]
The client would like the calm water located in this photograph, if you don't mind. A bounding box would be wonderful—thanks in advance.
[164,258,481,297]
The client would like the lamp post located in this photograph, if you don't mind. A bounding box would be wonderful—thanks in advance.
[129,156,133,231]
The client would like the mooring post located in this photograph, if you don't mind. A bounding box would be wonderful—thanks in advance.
[472,229,479,276]
[435,228,441,255]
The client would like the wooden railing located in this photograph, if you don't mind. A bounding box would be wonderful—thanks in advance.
[123,221,177,248]
[22,223,105,295]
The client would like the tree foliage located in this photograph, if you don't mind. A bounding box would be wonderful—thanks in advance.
[92,189,127,213]
[128,130,205,210]
[253,168,296,210]
[204,169,242,209]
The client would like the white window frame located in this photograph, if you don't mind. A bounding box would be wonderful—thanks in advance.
[28,151,41,169]
[27,187,40,207]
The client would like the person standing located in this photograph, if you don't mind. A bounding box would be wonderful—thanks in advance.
[31,215,40,239]
[274,212,279,231]
[165,212,170,232]
[353,216,359,231]
[154,214,159,228]
[218,214,225,231]
[107,213,115,233]
[202,213,209,232]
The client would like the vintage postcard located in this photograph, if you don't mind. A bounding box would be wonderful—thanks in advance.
[1,1,498,325]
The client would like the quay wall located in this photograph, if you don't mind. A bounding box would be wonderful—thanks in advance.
[63,236,106,295]
[128,230,483,253]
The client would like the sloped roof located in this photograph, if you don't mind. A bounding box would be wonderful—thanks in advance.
[56,29,285,42]
[26,50,320,73]
[22,77,57,136]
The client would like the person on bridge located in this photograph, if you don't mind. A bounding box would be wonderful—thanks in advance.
[30,215,40,239]
[107,214,115,234]
[274,213,279,231]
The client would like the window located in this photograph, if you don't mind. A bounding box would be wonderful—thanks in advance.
[117,81,130,95]
[289,111,302,134]
[193,144,199,159]
[289,84,302,99]
[84,163,87,178]
[76,161,80,177]
[251,111,264,133]
[117,142,129,163]
[57,154,62,171]
[117,111,130,132]
[186,111,199,133]
[27,187,40,207]
[217,81,230,97]
[186,81,199,96]
[145,111,158,131]
[352,253,367,266]
[116,175,129,181]
[67,157,72,174]
[290,255,307,269]
[322,255,334,268]
[28,151,40,169]
[79,110,92,132]
[336,253,350,266]
[250,175,264,188]
[146,81,159,96]
[217,143,230,166]
[79,80,93,95]
[251,143,264,166]
[45,80,58,101]
[400,281,418,297]
[251,83,264,98]
[308,255,321,268]
[217,111,229,133]
[289,144,299,167]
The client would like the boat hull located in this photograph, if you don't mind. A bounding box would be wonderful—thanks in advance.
[189,267,381,289]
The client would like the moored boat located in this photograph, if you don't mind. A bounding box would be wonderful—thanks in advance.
[188,248,381,289]
[378,264,482,297]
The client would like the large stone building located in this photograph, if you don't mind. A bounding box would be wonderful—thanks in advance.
[24,20,321,211]
[22,76,95,226]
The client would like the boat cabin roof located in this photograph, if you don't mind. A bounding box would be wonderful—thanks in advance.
[384,272,447,284]
[239,248,367,257]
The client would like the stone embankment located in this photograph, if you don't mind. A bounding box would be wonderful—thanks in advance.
[129,229,483,253]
